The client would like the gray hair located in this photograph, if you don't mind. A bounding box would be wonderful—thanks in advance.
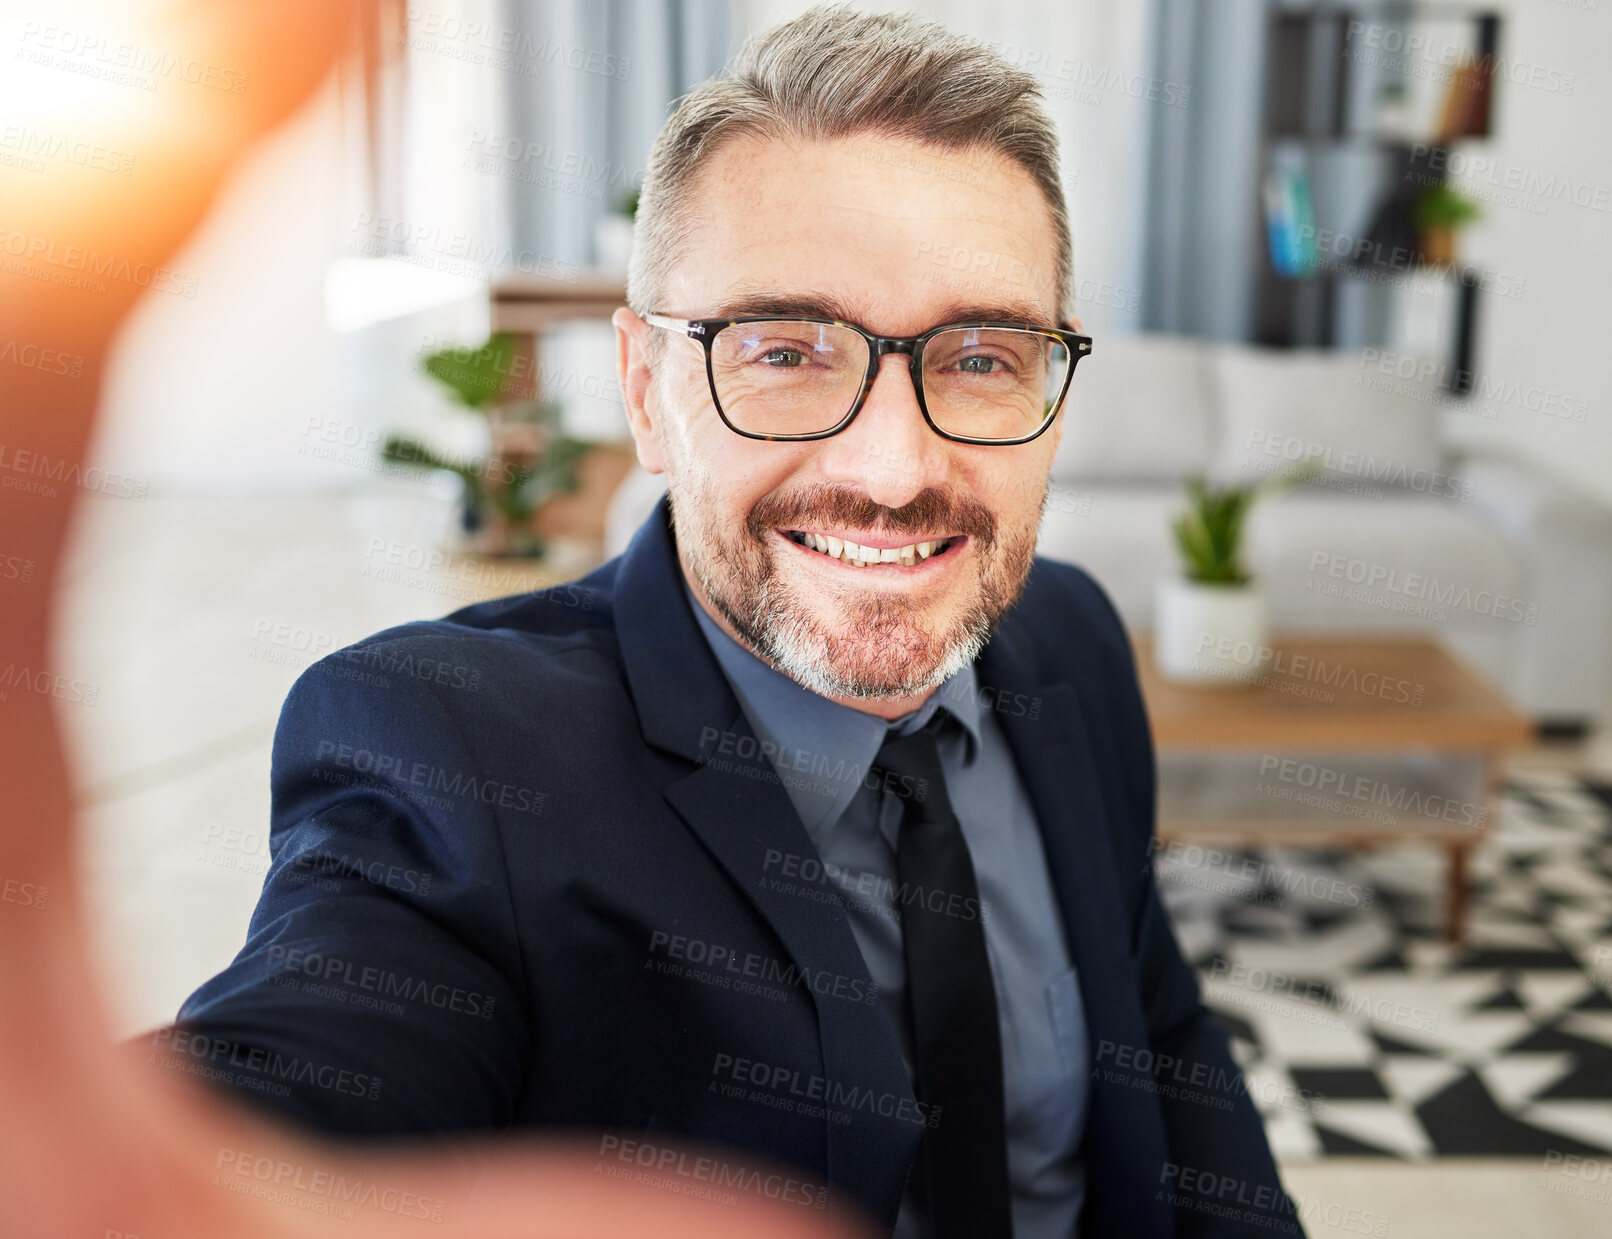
[626,2,1072,333]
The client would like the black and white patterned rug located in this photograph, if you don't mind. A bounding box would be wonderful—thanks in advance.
[1157,771,1612,1160]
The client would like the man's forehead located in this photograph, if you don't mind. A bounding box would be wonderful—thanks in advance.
[664,130,1060,326]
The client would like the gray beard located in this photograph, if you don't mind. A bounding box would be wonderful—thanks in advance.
[671,485,1041,701]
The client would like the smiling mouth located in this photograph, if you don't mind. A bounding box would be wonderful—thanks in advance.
[780,528,962,568]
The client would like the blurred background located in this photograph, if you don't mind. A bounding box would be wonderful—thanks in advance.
[29,1,1612,1234]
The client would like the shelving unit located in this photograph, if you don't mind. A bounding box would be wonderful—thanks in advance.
[1253,4,1502,393]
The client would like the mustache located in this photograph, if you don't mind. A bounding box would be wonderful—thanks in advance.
[748,485,998,550]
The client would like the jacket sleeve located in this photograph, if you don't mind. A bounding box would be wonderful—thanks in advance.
[157,638,533,1136]
[1076,571,1307,1239]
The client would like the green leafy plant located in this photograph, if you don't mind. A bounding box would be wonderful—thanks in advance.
[1413,184,1482,231]
[618,187,640,220]
[420,332,520,410]
[383,425,584,504]
[379,334,592,557]
[1171,463,1321,586]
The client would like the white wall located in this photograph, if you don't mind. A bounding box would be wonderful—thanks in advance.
[91,75,353,492]
[90,12,505,496]
[1443,0,1612,508]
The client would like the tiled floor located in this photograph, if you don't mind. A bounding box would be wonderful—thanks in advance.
[53,489,1612,1236]
[1162,773,1612,1163]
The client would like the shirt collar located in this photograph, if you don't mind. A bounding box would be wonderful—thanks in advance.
[682,580,983,835]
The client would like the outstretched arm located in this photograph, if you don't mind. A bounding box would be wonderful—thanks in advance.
[164,640,532,1134]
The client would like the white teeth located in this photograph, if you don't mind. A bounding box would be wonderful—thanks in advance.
[792,531,949,566]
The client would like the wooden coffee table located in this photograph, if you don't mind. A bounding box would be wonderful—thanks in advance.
[1131,635,1534,943]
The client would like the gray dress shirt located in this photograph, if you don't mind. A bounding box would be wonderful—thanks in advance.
[685,584,1089,1238]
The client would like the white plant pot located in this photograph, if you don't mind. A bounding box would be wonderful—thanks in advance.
[1154,577,1270,685]
[593,214,635,274]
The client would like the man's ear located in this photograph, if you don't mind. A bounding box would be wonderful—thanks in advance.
[613,307,666,475]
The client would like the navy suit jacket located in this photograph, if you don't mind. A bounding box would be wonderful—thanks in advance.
[176,495,1297,1237]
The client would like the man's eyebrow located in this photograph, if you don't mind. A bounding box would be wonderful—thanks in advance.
[927,299,1057,327]
[705,291,853,321]
[702,290,1057,329]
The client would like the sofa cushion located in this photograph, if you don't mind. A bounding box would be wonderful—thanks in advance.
[1036,485,1522,636]
[1242,489,1524,630]
[1050,334,1212,483]
[1207,346,1445,489]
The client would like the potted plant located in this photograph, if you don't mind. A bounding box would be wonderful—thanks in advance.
[382,332,589,558]
[1155,464,1319,684]
[1413,184,1481,268]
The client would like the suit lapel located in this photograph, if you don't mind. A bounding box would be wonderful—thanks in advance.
[663,737,923,1231]
[980,613,1173,1239]
[616,498,920,1231]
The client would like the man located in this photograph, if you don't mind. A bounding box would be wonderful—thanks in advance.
[174,6,1298,1236]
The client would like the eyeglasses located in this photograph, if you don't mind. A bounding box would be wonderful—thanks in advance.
[644,313,1092,445]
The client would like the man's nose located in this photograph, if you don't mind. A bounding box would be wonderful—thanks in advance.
[816,353,950,508]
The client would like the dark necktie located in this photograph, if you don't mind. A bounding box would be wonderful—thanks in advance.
[874,716,1014,1239]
